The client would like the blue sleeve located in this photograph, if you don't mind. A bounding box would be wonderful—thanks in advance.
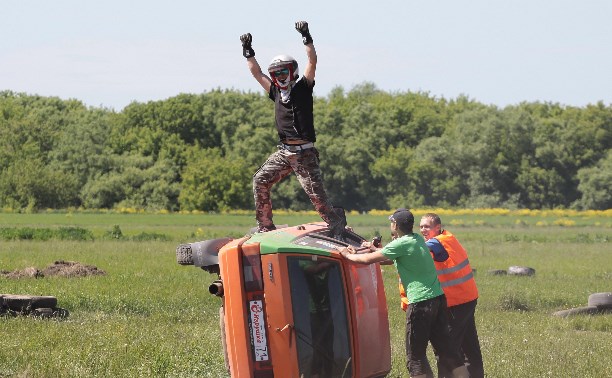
[426,239,449,262]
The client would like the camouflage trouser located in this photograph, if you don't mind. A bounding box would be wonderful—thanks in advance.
[253,147,344,232]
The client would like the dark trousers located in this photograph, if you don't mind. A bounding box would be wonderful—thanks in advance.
[436,299,484,378]
[310,311,334,377]
[406,295,464,377]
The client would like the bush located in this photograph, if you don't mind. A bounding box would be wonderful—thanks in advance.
[499,292,531,312]
[130,232,171,242]
[0,227,92,241]
[56,227,94,241]
[105,225,124,240]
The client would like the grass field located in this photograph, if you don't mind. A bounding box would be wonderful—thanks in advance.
[1,211,611,377]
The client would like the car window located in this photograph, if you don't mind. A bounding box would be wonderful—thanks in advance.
[287,256,352,378]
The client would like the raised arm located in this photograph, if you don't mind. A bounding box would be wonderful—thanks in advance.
[295,21,316,85]
[240,33,272,93]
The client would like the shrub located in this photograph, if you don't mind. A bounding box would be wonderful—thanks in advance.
[131,232,171,242]
[56,227,94,241]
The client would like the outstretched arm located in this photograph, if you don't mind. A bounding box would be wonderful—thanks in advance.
[338,243,392,265]
[295,21,316,85]
[240,33,272,93]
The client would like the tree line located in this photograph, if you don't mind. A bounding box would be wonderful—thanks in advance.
[0,85,610,212]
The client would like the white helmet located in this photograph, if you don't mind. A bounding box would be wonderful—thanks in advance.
[268,54,299,89]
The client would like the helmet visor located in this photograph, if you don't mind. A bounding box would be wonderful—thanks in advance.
[271,68,290,78]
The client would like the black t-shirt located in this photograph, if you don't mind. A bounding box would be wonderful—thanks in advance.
[268,77,316,143]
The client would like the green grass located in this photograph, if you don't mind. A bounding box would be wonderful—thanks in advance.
[1,213,611,377]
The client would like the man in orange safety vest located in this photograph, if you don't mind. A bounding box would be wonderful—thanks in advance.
[400,213,484,378]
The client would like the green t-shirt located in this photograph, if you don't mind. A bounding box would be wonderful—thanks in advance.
[380,233,443,303]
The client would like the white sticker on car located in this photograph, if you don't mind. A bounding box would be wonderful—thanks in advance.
[249,300,269,361]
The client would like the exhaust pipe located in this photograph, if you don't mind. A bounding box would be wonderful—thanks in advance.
[209,280,224,297]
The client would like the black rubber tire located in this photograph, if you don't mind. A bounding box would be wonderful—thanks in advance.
[3,295,57,311]
[3,295,34,311]
[30,296,58,309]
[487,269,507,276]
[0,294,7,314]
[219,306,230,373]
[552,306,611,318]
[508,266,536,276]
[31,307,54,318]
[587,292,612,309]
[52,307,70,319]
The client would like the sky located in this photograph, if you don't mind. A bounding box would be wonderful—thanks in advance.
[2,0,611,111]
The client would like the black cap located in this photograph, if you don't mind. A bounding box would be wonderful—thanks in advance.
[389,208,415,227]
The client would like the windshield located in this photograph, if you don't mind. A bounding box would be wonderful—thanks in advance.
[287,256,352,378]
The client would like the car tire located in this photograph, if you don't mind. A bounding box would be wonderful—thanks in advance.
[587,292,612,309]
[508,266,536,276]
[552,306,610,317]
[219,306,230,373]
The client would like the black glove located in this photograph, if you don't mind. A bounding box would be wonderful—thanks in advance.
[295,21,313,45]
[240,33,255,58]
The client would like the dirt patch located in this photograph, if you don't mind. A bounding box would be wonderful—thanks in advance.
[1,260,105,279]
[1,266,43,279]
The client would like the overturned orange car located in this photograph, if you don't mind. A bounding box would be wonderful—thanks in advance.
[176,222,391,378]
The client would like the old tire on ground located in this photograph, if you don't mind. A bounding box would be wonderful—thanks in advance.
[220,306,230,373]
[32,307,54,318]
[30,296,58,309]
[3,295,34,311]
[552,306,611,317]
[3,295,57,311]
[53,307,70,319]
[487,269,507,276]
[587,292,612,309]
[508,266,535,276]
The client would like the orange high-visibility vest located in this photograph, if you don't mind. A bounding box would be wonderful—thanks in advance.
[399,230,478,310]
[434,230,478,307]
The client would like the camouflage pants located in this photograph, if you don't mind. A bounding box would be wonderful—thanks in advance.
[253,147,343,231]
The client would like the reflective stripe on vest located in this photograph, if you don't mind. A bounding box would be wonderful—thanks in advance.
[440,270,474,288]
[436,258,470,276]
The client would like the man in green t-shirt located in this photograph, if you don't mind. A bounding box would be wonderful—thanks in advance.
[339,208,468,378]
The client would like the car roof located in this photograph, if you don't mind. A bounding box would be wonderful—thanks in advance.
[243,222,361,256]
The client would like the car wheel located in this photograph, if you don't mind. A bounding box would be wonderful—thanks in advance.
[552,306,610,317]
[508,266,535,276]
[587,292,612,309]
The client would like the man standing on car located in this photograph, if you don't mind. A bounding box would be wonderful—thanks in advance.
[338,209,469,378]
[239,22,346,239]
[418,213,484,378]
